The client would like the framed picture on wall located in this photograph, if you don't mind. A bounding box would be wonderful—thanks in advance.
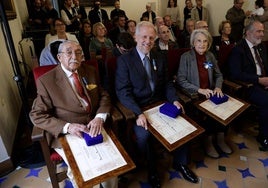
[80,0,114,7]
[2,0,16,20]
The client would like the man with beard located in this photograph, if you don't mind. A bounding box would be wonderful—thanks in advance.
[228,20,268,150]
[88,0,109,25]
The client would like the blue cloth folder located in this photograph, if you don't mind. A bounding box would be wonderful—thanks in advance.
[159,102,182,118]
[82,132,103,146]
[209,94,229,105]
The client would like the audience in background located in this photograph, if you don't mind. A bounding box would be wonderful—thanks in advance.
[164,14,180,43]
[108,14,127,45]
[191,0,210,24]
[141,3,156,24]
[254,0,268,41]
[195,20,209,30]
[112,32,136,57]
[183,0,194,29]
[88,0,109,25]
[212,20,235,74]
[39,40,65,66]
[125,19,136,38]
[43,0,59,28]
[178,18,195,48]
[110,0,128,21]
[226,0,251,42]
[45,18,78,46]
[78,20,93,60]
[73,0,87,22]
[28,0,47,28]
[166,0,180,26]
[61,0,81,32]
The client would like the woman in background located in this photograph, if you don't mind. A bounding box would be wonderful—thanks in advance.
[45,18,78,46]
[125,19,136,38]
[166,0,180,26]
[78,20,93,60]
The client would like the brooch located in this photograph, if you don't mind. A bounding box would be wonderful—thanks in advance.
[203,61,213,69]
[152,59,157,71]
[86,84,97,90]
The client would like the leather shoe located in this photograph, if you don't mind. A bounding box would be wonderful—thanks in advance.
[257,136,268,149]
[174,164,198,183]
[148,172,161,188]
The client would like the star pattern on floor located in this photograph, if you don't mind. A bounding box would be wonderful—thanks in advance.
[195,160,208,169]
[259,158,268,167]
[0,177,7,184]
[237,168,255,178]
[219,152,230,158]
[168,170,182,180]
[139,181,151,188]
[64,179,73,188]
[25,168,43,178]
[214,179,228,188]
[235,142,248,150]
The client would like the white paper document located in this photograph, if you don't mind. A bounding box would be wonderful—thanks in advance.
[65,130,127,181]
[199,96,244,120]
[143,104,197,144]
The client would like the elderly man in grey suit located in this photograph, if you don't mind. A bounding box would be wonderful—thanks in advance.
[30,40,117,188]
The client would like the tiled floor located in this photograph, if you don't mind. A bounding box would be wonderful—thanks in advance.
[1,113,268,188]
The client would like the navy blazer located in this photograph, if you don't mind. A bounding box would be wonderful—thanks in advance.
[115,48,178,115]
[228,39,268,85]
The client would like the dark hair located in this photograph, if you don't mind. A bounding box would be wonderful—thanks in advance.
[218,20,231,35]
[167,0,177,7]
[116,32,136,49]
[125,19,136,31]
[255,0,264,8]
[50,40,64,61]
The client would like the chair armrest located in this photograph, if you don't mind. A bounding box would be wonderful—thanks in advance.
[180,88,199,100]
[232,80,253,88]
[31,126,45,142]
[115,101,136,121]
[223,79,242,91]
[110,106,124,123]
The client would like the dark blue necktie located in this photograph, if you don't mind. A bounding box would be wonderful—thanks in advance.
[143,56,154,91]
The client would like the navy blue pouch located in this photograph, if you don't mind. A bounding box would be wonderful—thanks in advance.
[82,132,103,146]
[209,94,229,105]
[159,102,182,118]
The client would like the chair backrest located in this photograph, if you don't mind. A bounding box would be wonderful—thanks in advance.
[33,65,57,85]
[218,43,235,77]
[105,56,117,101]
[167,48,191,81]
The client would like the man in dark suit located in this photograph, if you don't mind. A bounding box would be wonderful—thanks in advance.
[73,0,87,21]
[30,40,117,188]
[88,0,109,25]
[110,0,128,20]
[108,14,126,45]
[115,21,198,187]
[141,3,156,24]
[228,20,268,149]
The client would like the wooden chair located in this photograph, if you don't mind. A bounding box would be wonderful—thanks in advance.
[31,61,123,188]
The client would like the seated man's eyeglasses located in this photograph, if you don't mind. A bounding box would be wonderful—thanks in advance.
[59,50,83,57]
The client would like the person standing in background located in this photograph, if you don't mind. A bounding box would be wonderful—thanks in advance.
[191,0,209,24]
[141,3,156,24]
[110,0,128,21]
[183,0,194,29]
[166,0,180,26]
[88,0,109,25]
[226,0,251,42]
[73,0,87,22]
[254,0,268,41]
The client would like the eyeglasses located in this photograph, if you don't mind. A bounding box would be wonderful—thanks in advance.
[59,50,83,57]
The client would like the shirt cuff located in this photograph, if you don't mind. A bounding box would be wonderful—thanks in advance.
[62,123,70,134]
[95,113,108,122]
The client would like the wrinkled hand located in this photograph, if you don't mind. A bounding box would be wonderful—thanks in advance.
[213,87,223,97]
[87,117,104,137]
[136,113,148,130]
[198,88,213,98]
[67,123,88,138]
[173,101,185,114]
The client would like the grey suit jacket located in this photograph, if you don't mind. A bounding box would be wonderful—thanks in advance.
[177,49,223,93]
[30,63,111,148]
